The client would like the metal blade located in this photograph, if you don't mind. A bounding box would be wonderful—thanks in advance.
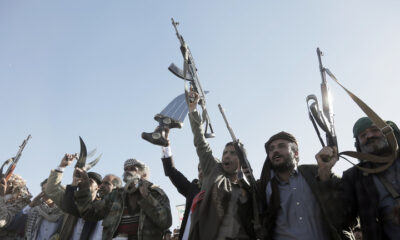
[75,137,87,169]
[84,153,102,171]
[87,148,97,158]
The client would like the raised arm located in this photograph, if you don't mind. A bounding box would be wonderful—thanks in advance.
[188,91,218,176]
[162,157,193,197]
[74,168,110,221]
[45,153,76,207]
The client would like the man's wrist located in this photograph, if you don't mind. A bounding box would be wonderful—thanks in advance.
[162,146,172,158]
[56,166,65,173]
[317,168,332,181]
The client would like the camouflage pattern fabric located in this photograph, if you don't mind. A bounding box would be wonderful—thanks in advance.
[75,180,172,240]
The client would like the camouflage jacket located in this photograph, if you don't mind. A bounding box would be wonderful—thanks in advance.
[75,179,172,240]
[0,195,30,240]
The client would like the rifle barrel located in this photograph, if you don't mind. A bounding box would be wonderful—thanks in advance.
[218,104,237,141]
[317,48,327,84]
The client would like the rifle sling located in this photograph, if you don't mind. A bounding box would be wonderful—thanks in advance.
[325,69,398,174]
[377,174,400,204]
[308,110,326,147]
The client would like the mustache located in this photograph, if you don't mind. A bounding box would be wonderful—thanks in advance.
[272,153,282,159]
[365,137,382,145]
[123,171,140,183]
[222,158,231,166]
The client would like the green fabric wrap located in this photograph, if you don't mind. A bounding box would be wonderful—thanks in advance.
[353,117,400,144]
[353,117,374,137]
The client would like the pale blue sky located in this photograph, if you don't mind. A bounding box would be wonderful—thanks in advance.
[1,0,400,230]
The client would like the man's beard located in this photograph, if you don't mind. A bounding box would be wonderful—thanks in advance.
[270,154,296,173]
[360,136,391,155]
[123,171,141,194]
[123,171,141,183]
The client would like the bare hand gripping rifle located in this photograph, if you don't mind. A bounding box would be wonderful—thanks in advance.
[0,135,31,180]
[218,104,263,239]
[168,18,215,138]
[306,48,398,173]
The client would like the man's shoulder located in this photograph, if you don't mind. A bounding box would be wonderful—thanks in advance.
[342,164,362,179]
[298,164,318,173]
[149,184,168,198]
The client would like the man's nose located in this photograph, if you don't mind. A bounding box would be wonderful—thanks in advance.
[365,129,377,139]
[272,149,279,156]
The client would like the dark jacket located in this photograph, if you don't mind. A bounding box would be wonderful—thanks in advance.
[259,163,348,240]
[341,162,389,240]
[45,170,98,240]
[161,157,201,240]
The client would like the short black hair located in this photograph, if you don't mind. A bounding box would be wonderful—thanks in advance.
[225,141,234,148]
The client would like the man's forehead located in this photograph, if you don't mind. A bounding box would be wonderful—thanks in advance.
[270,138,291,146]
[102,175,114,181]
[358,125,379,136]
[224,145,235,150]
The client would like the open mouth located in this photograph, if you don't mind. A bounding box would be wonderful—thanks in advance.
[272,155,282,161]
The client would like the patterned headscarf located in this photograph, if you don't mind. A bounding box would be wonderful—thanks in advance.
[124,158,146,170]
[5,174,32,204]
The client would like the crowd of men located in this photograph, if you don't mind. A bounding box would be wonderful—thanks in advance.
[1,89,400,240]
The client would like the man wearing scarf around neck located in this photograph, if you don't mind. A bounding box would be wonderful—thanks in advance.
[186,91,255,240]
[13,178,64,240]
[258,131,349,240]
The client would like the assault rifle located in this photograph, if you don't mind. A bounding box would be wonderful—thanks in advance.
[0,134,31,180]
[218,104,263,239]
[306,48,398,173]
[306,48,338,152]
[168,18,215,138]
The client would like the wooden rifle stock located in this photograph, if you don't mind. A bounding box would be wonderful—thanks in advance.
[1,135,31,180]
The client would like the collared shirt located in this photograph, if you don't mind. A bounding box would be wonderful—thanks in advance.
[36,219,59,240]
[22,205,59,240]
[372,159,400,240]
[182,210,191,240]
[267,169,329,240]
[90,220,103,240]
[72,218,85,240]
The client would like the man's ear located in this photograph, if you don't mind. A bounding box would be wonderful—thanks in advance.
[295,151,299,162]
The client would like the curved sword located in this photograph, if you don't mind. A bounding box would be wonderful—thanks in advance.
[83,153,102,171]
[75,137,87,169]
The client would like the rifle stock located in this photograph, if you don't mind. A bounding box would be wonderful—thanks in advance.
[1,135,31,180]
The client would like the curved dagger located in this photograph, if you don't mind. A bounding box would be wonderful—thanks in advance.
[84,153,102,171]
[75,137,87,169]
